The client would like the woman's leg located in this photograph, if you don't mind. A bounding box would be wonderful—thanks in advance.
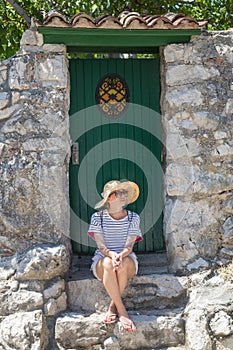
[96,256,136,331]
[105,256,136,316]
[96,257,127,315]
[116,256,136,294]
[115,257,136,331]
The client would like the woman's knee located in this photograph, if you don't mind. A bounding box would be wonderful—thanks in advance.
[119,257,135,274]
[119,257,129,270]
[102,257,114,271]
[119,256,134,272]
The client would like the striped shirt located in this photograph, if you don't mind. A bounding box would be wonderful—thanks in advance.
[88,210,142,258]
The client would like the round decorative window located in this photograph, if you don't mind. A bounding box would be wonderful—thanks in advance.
[95,73,130,119]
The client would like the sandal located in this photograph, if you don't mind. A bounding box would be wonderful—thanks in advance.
[103,313,118,324]
[119,316,136,332]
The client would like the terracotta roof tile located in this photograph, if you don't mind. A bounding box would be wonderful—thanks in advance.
[43,11,70,27]
[71,13,96,28]
[163,12,185,21]
[37,10,207,30]
[95,14,122,29]
[119,13,148,29]
[145,15,174,29]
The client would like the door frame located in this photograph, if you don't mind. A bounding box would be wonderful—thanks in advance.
[37,26,201,255]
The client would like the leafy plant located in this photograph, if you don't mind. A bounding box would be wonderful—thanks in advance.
[218,260,233,283]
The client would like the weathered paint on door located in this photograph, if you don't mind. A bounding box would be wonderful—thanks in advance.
[69,58,165,254]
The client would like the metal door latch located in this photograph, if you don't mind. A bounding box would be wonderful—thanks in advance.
[71,142,79,165]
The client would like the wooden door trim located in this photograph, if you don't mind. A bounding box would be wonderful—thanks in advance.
[38,27,201,53]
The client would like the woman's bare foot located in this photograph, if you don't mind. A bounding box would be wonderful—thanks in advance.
[108,301,117,315]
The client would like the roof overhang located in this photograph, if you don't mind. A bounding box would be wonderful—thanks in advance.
[37,27,202,53]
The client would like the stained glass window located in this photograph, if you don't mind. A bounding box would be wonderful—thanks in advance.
[95,73,130,118]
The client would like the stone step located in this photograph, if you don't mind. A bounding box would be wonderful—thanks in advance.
[55,310,185,350]
[67,273,188,313]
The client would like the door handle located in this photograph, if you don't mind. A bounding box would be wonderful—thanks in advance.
[71,142,79,165]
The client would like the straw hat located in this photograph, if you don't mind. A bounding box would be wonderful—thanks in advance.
[95,180,139,209]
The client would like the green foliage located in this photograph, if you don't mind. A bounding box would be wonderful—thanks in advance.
[218,260,233,283]
[177,0,233,30]
[0,0,232,60]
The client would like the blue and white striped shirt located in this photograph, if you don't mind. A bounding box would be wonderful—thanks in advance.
[88,210,142,257]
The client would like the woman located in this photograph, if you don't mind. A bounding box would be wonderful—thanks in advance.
[87,180,142,333]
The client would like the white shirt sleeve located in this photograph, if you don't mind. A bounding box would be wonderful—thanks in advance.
[87,212,103,240]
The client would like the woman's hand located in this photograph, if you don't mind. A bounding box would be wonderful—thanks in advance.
[110,252,122,271]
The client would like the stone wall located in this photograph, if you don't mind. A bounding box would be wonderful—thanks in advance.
[0,29,71,349]
[161,30,233,273]
[0,26,233,349]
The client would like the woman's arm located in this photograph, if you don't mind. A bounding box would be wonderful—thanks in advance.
[94,232,120,271]
[94,232,111,257]
[118,235,137,259]
[94,233,118,259]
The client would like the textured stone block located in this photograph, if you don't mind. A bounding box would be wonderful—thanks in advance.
[210,310,233,337]
[166,65,219,86]
[67,274,187,313]
[0,310,48,350]
[0,104,20,122]
[0,92,10,109]
[55,313,108,348]
[43,278,65,300]
[0,288,43,315]
[185,309,212,350]
[35,56,68,88]
[55,312,185,350]
[16,244,70,281]
[9,57,35,90]
[20,29,44,46]
[44,292,67,316]
[0,65,7,86]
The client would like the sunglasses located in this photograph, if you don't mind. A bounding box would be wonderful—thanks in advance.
[111,190,128,198]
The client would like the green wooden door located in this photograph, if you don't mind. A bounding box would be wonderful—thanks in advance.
[69,58,165,254]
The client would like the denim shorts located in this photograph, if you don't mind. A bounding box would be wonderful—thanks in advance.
[90,252,139,281]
